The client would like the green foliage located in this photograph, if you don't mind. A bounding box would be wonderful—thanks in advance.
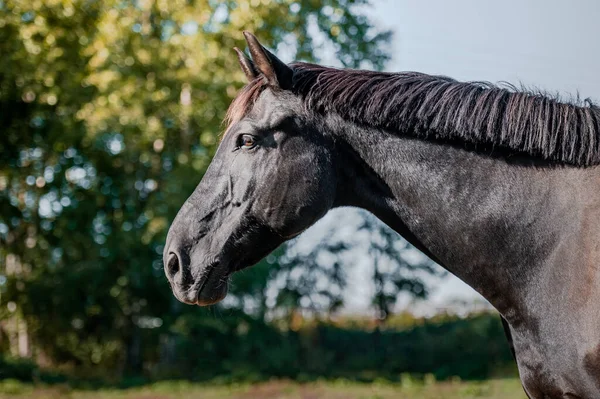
[0,0,502,386]
[0,0,392,375]
[1,312,516,384]
[156,311,515,382]
[0,357,38,382]
[0,356,67,384]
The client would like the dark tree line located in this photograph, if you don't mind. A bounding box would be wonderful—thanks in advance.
[0,0,499,382]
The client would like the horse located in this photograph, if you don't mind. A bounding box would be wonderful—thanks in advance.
[163,32,600,398]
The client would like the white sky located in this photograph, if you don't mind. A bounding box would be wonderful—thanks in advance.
[301,0,600,315]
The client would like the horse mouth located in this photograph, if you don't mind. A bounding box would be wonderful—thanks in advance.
[194,264,231,306]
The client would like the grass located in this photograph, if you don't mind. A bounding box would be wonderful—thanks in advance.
[0,378,527,399]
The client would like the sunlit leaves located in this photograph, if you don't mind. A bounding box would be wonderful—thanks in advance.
[0,0,391,373]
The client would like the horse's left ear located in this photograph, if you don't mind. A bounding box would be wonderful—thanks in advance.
[243,31,293,89]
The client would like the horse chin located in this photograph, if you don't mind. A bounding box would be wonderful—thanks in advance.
[195,266,231,306]
[196,282,228,306]
[194,260,251,306]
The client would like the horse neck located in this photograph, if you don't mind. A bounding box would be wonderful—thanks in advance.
[328,115,597,322]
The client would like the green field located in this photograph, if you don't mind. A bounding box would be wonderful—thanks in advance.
[0,379,526,399]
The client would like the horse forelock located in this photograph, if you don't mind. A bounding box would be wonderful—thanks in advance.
[224,77,267,132]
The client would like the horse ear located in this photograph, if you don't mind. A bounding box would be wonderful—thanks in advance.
[243,31,293,89]
[234,47,259,82]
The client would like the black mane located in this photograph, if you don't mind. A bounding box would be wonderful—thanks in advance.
[229,62,600,166]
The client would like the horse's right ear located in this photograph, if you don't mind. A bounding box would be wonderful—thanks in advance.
[243,31,293,89]
[234,47,259,82]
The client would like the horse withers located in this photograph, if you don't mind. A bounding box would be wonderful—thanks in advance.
[164,32,600,398]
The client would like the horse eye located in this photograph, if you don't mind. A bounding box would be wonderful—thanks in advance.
[239,134,256,149]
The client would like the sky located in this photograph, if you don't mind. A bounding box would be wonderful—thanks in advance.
[373,0,600,99]
[301,0,600,315]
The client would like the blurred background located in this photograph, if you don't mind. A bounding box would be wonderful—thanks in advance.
[1,0,597,398]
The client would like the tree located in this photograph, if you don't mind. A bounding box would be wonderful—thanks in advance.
[0,0,397,376]
[272,210,441,323]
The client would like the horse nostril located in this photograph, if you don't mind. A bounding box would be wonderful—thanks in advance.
[166,252,180,279]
